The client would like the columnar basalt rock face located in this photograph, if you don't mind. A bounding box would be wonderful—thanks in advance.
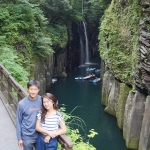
[123,92,134,140]
[34,55,54,95]
[116,83,131,129]
[34,49,69,95]
[102,70,115,106]
[101,1,150,150]
[126,91,146,149]
[139,96,150,150]
[102,70,147,150]
[104,79,120,116]
[135,0,150,94]
[54,50,67,77]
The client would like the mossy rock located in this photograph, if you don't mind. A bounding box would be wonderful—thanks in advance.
[127,138,139,149]
[104,106,116,116]
[101,71,115,106]
[61,72,67,77]
[116,83,131,129]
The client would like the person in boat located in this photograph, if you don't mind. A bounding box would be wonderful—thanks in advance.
[92,73,95,76]
[36,93,66,150]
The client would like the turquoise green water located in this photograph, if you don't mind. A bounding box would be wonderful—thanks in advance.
[49,57,127,150]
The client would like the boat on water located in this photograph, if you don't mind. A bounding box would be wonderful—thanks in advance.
[75,76,84,80]
[95,69,101,73]
[52,78,57,83]
[75,74,95,80]
[92,78,101,83]
[86,68,96,72]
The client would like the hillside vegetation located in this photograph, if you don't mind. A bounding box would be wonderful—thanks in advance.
[99,0,142,86]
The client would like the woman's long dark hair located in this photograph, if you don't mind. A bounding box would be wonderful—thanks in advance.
[41,93,58,123]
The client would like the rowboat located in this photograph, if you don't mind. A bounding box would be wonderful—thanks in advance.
[86,68,96,72]
[52,78,57,83]
[92,78,101,83]
[75,74,95,80]
[94,69,101,73]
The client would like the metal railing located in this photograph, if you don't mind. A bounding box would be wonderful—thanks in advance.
[0,64,74,150]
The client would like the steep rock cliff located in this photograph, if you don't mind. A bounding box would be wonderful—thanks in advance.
[100,0,150,149]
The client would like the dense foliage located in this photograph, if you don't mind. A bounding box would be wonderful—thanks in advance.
[0,2,53,86]
[0,0,110,87]
[0,0,110,148]
[99,0,142,85]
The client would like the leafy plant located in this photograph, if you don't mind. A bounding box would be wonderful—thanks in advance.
[58,107,98,150]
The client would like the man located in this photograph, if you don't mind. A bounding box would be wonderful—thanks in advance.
[16,80,42,150]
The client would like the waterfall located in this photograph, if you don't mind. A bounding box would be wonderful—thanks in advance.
[79,34,84,65]
[83,22,89,63]
[79,21,90,65]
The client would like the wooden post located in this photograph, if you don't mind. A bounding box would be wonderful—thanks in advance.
[58,135,74,150]
[17,91,23,102]
[8,81,13,104]
[0,69,2,90]
[1,72,5,91]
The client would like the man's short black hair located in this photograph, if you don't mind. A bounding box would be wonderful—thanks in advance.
[27,80,40,89]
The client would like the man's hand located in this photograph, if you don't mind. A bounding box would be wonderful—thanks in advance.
[18,140,23,148]
[44,136,50,143]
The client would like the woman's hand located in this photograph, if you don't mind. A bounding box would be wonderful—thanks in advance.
[44,135,51,143]
[48,120,66,138]
[47,132,58,138]
[50,132,58,138]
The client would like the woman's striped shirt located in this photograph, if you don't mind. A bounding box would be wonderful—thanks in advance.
[37,111,63,134]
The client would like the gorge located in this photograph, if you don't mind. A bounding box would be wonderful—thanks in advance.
[1,0,150,149]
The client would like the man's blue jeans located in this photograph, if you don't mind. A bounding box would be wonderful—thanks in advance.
[36,134,58,150]
[23,138,36,150]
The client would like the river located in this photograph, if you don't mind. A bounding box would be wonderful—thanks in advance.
[49,57,127,150]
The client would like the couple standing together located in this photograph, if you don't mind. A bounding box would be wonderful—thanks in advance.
[16,80,66,150]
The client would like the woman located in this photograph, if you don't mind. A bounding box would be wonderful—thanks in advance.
[36,93,66,150]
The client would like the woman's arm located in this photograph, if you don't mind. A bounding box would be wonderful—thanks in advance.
[51,120,66,138]
[36,119,50,135]
[36,118,66,138]
[36,119,52,143]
